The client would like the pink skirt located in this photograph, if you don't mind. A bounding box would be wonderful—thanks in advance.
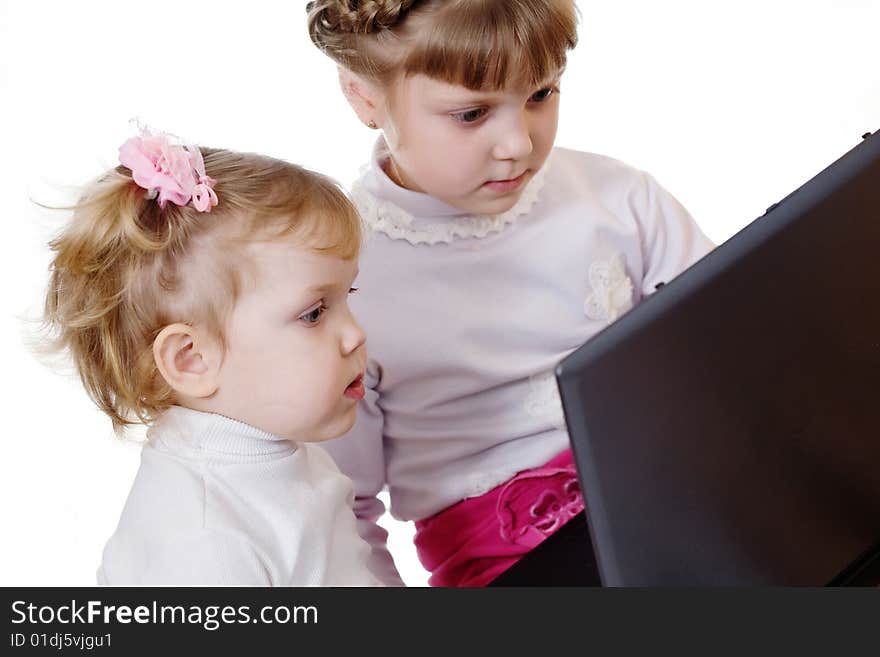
[414,449,585,587]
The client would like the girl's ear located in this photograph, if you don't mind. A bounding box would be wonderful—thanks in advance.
[153,323,222,399]
[338,66,386,128]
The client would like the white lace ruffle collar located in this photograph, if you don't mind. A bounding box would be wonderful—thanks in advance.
[350,139,549,246]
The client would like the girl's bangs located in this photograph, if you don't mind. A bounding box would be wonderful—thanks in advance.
[402,0,577,90]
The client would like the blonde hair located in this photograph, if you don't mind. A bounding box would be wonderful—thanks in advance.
[43,147,361,433]
[308,0,578,90]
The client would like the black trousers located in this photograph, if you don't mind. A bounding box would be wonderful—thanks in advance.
[487,514,602,586]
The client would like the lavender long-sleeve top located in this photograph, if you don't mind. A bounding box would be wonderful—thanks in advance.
[322,142,714,584]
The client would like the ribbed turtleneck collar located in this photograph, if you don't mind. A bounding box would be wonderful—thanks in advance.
[147,406,297,460]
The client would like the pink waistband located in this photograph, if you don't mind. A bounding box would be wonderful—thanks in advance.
[414,449,584,587]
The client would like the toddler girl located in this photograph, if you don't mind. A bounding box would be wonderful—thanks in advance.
[43,126,380,586]
[307,0,715,586]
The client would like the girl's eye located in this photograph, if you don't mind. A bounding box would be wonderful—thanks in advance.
[529,87,555,103]
[299,303,328,325]
[451,107,488,124]
[349,287,359,294]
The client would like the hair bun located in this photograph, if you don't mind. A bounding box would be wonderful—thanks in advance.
[308,0,416,35]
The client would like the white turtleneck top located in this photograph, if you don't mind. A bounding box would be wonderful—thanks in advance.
[322,142,715,585]
[97,406,381,586]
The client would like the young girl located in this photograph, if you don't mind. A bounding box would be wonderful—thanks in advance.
[307,0,714,586]
[43,126,381,586]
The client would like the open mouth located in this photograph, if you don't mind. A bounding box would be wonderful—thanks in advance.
[344,374,365,401]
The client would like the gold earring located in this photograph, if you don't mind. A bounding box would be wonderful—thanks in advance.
[367,120,378,129]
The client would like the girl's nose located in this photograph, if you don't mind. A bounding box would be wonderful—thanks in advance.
[492,111,533,161]
[340,307,367,356]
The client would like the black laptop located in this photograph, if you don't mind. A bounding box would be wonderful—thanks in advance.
[556,129,880,586]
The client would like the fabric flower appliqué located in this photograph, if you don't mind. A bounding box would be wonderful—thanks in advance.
[583,253,634,322]
[497,469,584,547]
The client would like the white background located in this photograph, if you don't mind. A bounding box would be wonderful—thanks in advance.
[1,1,878,587]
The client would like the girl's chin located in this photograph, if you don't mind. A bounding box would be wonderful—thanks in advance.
[302,410,357,444]
[463,193,523,216]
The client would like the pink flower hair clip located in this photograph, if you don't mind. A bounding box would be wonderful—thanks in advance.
[118,126,218,212]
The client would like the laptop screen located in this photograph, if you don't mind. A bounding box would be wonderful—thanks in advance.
[556,131,880,585]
